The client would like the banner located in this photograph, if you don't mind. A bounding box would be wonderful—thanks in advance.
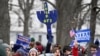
[75,29,90,42]
[16,35,30,47]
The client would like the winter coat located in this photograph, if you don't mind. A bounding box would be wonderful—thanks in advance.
[36,45,44,54]
[72,46,78,56]
[14,47,28,56]
[0,44,7,56]
[96,48,100,56]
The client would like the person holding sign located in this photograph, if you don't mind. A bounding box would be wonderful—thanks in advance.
[72,40,79,56]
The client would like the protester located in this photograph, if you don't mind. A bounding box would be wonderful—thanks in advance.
[89,44,98,56]
[0,39,7,56]
[12,44,22,53]
[29,41,39,56]
[29,42,36,49]
[94,39,100,56]
[36,41,44,54]
[29,48,38,56]
[72,40,78,56]
[53,48,61,56]
[94,39,99,47]
[52,44,62,55]
[51,44,62,56]
[78,45,85,56]
[52,44,61,50]
[6,47,12,56]
[63,45,72,56]
[16,46,28,56]
[12,44,28,56]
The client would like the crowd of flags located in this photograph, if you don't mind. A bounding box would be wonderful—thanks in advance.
[15,29,90,47]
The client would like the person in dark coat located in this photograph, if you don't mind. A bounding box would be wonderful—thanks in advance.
[63,45,72,56]
[12,44,22,53]
[89,43,100,56]
[94,39,100,56]
[90,44,97,56]
[0,39,7,56]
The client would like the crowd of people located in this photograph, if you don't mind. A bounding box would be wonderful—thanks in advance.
[0,39,100,56]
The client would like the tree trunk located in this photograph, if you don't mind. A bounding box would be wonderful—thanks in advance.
[87,0,98,55]
[23,9,30,37]
[56,0,80,48]
[0,0,10,44]
[18,0,34,37]
[90,0,98,45]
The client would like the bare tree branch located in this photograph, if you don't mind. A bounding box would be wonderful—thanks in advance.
[8,3,19,7]
[12,10,24,23]
[26,0,29,9]
[41,0,56,8]
[97,13,100,20]
[96,7,100,14]
[75,3,90,14]
[18,0,24,10]
[83,8,91,20]
[29,0,34,9]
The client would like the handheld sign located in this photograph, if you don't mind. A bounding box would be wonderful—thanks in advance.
[37,2,57,24]
[75,29,90,42]
[16,35,30,47]
[36,2,57,43]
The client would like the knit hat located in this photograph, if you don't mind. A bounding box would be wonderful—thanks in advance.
[29,48,38,53]
[94,39,99,47]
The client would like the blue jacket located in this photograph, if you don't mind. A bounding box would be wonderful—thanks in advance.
[16,47,28,56]
[96,48,100,56]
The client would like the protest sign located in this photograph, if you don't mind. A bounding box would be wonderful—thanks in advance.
[16,35,30,47]
[75,29,90,42]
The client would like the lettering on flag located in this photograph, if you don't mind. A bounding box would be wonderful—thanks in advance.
[75,29,90,42]
[16,35,30,45]
[69,30,75,38]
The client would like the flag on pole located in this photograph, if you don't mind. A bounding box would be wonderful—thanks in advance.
[16,35,30,47]
[69,29,75,38]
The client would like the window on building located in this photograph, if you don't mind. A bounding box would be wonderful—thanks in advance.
[38,35,42,42]
[52,23,56,28]
[18,17,22,27]
[29,17,32,28]
[40,23,44,28]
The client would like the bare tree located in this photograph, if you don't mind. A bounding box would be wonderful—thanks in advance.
[0,0,10,44]
[56,0,82,48]
[18,0,34,37]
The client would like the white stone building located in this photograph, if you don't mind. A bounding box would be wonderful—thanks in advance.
[9,0,100,46]
[9,0,56,46]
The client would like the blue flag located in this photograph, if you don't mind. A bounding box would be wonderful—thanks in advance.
[75,29,90,42]
[16,35,30,46]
